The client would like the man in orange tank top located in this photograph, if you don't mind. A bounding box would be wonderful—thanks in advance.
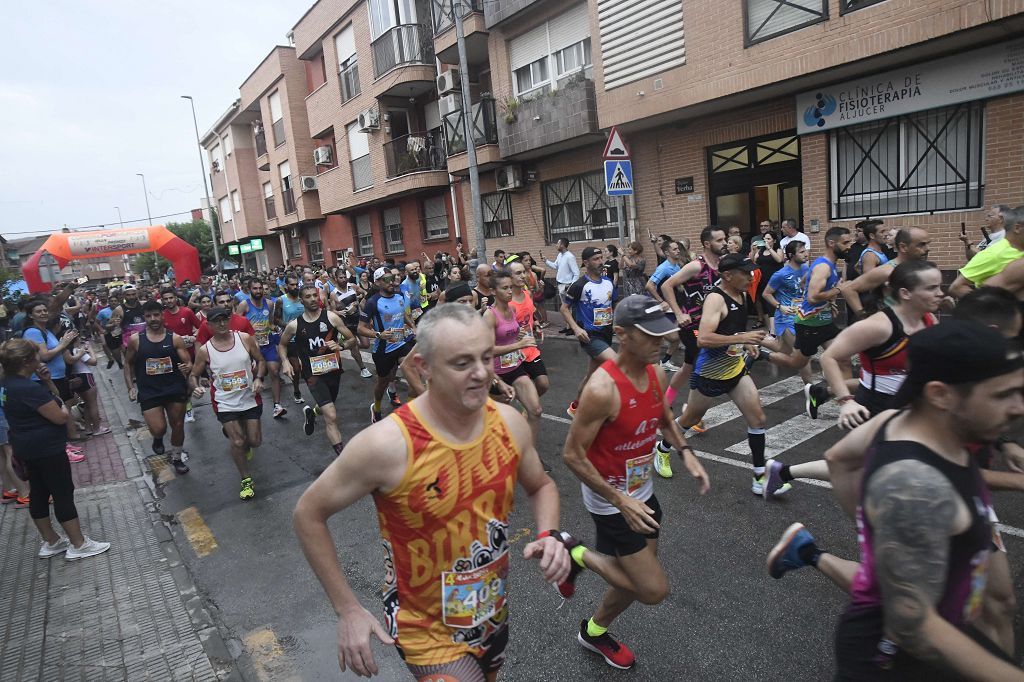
[562,295,710,670]
[293,303,572,680]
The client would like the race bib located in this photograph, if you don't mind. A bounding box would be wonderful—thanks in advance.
[593,306,612,327]
[216,369,249,392]
[498,351,522,369]
[411,308,423,321]
[385,327,406,343]
[255,331,270,346]
[441,552,509,629]
[625,453,653,495]
[725,343,747,357]
[309,352,340,375]
[145,357,174,375]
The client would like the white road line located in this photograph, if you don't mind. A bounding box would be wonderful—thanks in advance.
[542,413,573,425]
[686,376,806,431]
[725,412,839,459]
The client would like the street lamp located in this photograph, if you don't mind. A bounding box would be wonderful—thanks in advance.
[136,173,153,225]
[181,95,220,267]
[114,206,124,229]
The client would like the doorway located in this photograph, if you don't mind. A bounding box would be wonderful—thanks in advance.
[708,132,802,239]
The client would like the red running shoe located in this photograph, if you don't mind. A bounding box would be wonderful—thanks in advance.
[577,620,635,669]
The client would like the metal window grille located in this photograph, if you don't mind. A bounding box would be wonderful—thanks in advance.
[840,0,886,15]
[745,0,826,46]
[382,207,404,254]
[542,170,622,243]
[356,215,374,256]
[829,102,985,219]
[422,196,449,240]
[482,192,514,239]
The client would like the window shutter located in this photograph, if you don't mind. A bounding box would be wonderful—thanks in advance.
[598,0,685,90]
[548,2,590,53]
[334,24,356,66]
[508,23,549,72]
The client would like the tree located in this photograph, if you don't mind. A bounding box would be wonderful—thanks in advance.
[132,218,216,277]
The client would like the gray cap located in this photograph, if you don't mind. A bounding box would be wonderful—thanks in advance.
[613,295,678,337]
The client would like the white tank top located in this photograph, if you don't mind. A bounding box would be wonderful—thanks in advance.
[206,332,257,413]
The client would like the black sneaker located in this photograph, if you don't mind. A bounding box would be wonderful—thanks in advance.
[303,405,317,436]
[556,532,585,599]
[106,359,114,369]
[171,458,190,475]
[152,438,165,455]
[804,382,829,420]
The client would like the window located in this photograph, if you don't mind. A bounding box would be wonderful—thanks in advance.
[542,170,623,243]
[382,207,404,254]
[263,181,276,220]
[597,0,685,91]
[367,0,416,40]
[829,102,985,219]
[222,132,232,156]
[218,196,232,223]
[745,0,827,46]
[509,3,589,97]
[97,262,111,272]
[514,58,550,97]
[421,196,449,240]
[356,214,374,256]
[483,192,513,238]
[307,225,323,262]
[347,121,372,191]
[231,190,240,213]
[210,144,223,172]
[279,161,296,214]
[290,233,302,259]
[840,0,886,14]
[268,91,285,146]
[335,24,361,102]
[554,39,591,83]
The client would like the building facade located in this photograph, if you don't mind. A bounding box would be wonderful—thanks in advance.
[205,0,1024,273]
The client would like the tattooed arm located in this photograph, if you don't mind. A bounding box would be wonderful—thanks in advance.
[867,460,1024,680]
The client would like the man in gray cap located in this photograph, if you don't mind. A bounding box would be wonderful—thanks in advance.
[562,294,708,671]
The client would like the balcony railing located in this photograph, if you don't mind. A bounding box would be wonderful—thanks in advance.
[431,0,482,35]
[272,119,286,147]
[383,132,447,179]
[351,154,373,191]
[255,131,267,157]
[282,185,297,215]
[443,96,498,155]
[371,24,434,78]
[339,61,361,102]
[264,195,276,220]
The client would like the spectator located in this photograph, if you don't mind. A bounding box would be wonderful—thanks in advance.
[779,218,811,252]
[619,241,647,298]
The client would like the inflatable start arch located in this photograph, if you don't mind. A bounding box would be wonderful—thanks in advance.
[22,225,201,294]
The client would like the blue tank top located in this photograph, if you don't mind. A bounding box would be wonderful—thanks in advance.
[856,247,889,273]
[797,257,839,327]
[281,294,304,325]
[244,296,275,347]
[361,293,412,354]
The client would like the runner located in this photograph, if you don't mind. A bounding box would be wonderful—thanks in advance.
[278,285,355,454]
[115,284,146,348]
[236,279,286,419]
[279,274,308,403]
[189,308,266,500]
[644,239,684,372]
[292,303,571,680]
[187,275,217,311]
[839,227,932,320]
[562,295,709,669]
[95,293,123,369]
[483,269,542,445]
[472,264,495,311]
[329,282,373,379]
[399,261,429,324]
[161,288,201,423]
[195,291,256,345]
[761,241,811,384]
[854,220,889,275]
[561,247,616,418]
[359,268,414,424]
[508,259,548,396]
[656,253,794,495]
[123,300,192,474]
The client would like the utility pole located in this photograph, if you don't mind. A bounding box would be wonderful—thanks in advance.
[136,174,153,225]
[182,95,220,267]
[454,1,486,260]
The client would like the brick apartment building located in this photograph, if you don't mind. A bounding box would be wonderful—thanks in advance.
[204,0,1024,273]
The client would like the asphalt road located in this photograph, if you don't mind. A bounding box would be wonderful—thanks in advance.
[101,331,1024,681]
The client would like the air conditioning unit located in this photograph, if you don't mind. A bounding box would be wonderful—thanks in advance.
[313,146,333,166]
[495,165,523,191]
[438,93,461,117]
[358,108,380,132]
[300,175,318,192]
[437,69,461,96]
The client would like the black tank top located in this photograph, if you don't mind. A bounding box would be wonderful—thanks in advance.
[294,309,340,377]
[120,304,144,332]
[711,286,748,336]
[134,331,186,401]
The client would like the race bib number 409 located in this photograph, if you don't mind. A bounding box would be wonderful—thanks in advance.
[441,552,509,629]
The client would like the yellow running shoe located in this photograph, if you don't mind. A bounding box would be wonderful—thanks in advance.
[239,477,255,500]
[654,446,673,478]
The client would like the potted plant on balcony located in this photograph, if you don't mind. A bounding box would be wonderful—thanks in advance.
[499,97,519,125]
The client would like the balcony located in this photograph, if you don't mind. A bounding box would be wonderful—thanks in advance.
[372,24,433,78]
[384,132,447,179]
[443,97,504,175]
[351,154,373,191]
[483,0,543,29]
[265,195,277,220]
[498,76,603,160]
[254,130,267,157]
[432,0,489,64]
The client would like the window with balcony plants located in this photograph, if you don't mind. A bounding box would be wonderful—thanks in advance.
[509,4,591,98]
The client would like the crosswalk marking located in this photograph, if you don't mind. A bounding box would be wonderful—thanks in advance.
[684,376,806,431]
[725,412,839,459]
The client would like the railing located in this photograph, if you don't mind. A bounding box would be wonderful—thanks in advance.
[264,195,277,220]
[271,119,286,147]
[339,61,360,102]
[431,0,482,35]
[443,96,498,155]
[383,132,447,178]
[351,154,373,190]
[282,185,297,215]
[371,24,434,77]
[255,131,267,157]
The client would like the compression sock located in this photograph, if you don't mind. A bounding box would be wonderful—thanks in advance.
[665,387,678,405]
[586,618,608,638]
[570,544,588,568]
[779,465,794,483]
[332,442,345,456]
[748,427,766,470]
[798,542,825,567]
[373,397,383,412]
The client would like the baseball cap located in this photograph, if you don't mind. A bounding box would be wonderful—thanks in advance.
[613,295,678,337]
[892,320,1024,407]
[373,267,393,282]
[122,284,137,291]
[207,307,231,321]
[581,246,602,261]
[718,254,757,273]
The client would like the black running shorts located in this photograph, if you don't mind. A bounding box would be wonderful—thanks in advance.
[590,494,662,557]
[373,342,412,379]
[794,323,840,357]
[216,404,263,424]
[523,357,547,380]
[690,371,745,398]
[678,326,699,365]
[305,371,341,407]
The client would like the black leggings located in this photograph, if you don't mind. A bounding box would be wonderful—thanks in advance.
[26,453,78,523]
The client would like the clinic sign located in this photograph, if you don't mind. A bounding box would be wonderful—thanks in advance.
[797,37,1024,134]
[68,230,151,256]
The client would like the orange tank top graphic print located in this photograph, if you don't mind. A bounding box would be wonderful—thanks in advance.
[374,400,521,666]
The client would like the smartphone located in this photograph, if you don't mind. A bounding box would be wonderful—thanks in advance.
[960,222,966,237]
[753,239,766,248]
[76,276,89,284]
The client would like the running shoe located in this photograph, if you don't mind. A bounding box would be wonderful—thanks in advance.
[1,489,18,504]
[68,451,86,463]
[369,403,382,424]
[239,477,255,500]
[273,403,287,419]
[171,458,190,475]
[360,368,372,379]
[753,473,791,497]
[65,536,111,561]
[689,420,707,434]
[387,388,402,408]
[566,401,578,418]
[303,405,317,435]
[293,392,305,404]
[38,537,70,558]
[556,532,586,599]
[654,446,673,479]
[14,496,30,509]
[763,459,786,499]
[660,360,680,372]
[152,438,165,455]
[106,359,115,369]
[92,425,112,436]
[66,443,83,453]
[184,409,195,423]
[577,620,636,670]
[767,522,816,579]
[804,382,829,420]
[751,475,765,496]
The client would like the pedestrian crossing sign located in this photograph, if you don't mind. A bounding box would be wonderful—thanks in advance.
[604,159,633,196]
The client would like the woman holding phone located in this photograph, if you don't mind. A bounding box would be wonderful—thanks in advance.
[750,230,784,328]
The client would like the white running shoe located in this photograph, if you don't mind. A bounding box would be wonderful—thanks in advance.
[65,537,111,561]
[360,368,372,379]
[184,410,196,423]
[39,537,70,558]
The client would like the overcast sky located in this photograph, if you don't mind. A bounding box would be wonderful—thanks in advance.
[0,1,310,241]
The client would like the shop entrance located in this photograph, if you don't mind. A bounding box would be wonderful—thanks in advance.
[708,132,802,240]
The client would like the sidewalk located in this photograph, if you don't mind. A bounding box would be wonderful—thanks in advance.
[0,364,234,681]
